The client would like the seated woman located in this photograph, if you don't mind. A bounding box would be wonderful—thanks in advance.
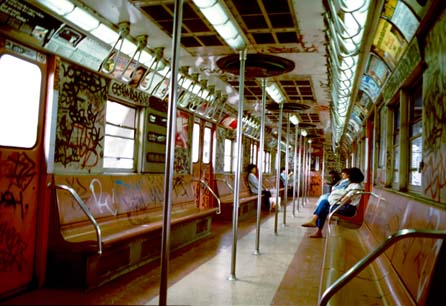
[301,167,364,238]
[317,168,350,203]
[247,164,273,211]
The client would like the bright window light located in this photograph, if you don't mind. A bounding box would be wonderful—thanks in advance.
[0,55,41,148]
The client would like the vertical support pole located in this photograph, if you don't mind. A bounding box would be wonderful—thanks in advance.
[307,140,312,202]
[229,48,247,280]
[301,133,307,207]
[159,0,183,305]
[254,78,267,255]
[274,102,283,234]
[296,133,302,211]
[292,123,299,215]
[283,114,290,225]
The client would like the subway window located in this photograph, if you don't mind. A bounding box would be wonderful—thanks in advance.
[264,151,271,173]
[408,80,422,189]
[391,101,400,187]
[192,123,200,163]
[0,54,41,148]
[202,126,211,163]
[104,101,137,169]
[224,138,232,172]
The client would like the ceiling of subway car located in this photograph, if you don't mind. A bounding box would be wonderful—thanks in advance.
[74,0,378,151]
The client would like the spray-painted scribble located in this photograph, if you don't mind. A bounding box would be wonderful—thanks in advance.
[0,222,28,272]
[0,152,35,219]
[55,62,107,171]
[89,178,117,216]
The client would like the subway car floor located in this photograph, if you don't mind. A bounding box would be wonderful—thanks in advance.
[3,197,323,306]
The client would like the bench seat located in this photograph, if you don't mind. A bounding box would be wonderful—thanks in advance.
[47,173,217,289]
[214,173,261,220]
[319,188,446,306]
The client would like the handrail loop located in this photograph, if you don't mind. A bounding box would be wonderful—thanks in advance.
[48,182,103,255]
[319,228,446,306]
[193,178,221,214]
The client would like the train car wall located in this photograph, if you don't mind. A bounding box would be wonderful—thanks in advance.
[423,9,446,204]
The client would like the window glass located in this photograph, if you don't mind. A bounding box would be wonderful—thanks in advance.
[0,54,41,148]
[224,138,232,172]
[378,106,386,168]
[104,101,137,169]
[392,102,400,186]
[409,81,422,188]
[192,123,200,163]
[202,126,211,163]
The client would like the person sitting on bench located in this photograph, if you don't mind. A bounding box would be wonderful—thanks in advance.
[301,167,364,238]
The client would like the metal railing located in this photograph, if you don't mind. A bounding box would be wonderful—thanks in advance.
[193,178,221,214]
[49,182,103,255]
[326,189,381,234]
[319,228,446,305]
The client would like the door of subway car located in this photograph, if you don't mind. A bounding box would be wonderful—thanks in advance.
[0,38,49,298]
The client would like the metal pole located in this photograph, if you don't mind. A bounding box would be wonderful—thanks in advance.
[229,48,247,280]
[296,133,302,211]
[254,78,267,255]
[159,0,183,304]
[274,102,283,234]
[283,114,290,225]
[306,140,312,203]
[301,134,307,207]
[292,123,299,215]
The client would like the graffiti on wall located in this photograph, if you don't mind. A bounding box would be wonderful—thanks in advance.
[0,151,36,272]
[422,12,446,203]
[55,61,107,172]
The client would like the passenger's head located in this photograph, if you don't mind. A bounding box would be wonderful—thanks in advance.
[247,164,257,174]
[348,167,364,183]
[328,170,338,176]
[340,168,350,179]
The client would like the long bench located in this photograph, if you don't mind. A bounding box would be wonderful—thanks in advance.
[214,173,261,220]
[318,188,446,305]
[46,173,218,289]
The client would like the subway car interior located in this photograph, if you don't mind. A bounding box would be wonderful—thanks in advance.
[1,0,446,305]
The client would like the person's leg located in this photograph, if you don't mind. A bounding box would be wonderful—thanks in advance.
[309,199,330,237]
[302,197,330,227]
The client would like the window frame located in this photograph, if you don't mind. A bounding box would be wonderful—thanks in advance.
[103,100,140,171]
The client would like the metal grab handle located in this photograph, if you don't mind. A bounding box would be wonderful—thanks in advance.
[49,182,103,255]
[327,190,384,234]
[214,177,234,192]
[193,178,221,214]
[318,228,446,306]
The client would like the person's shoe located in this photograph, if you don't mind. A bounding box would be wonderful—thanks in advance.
[309,231,323,238]
[301,221,317,227]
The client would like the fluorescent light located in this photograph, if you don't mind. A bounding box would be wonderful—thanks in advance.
[121,38,137,56]
[301,130,308,137]
[139,50,155,67]
[290,115,299,125]
[65,7,99,31]
[266,82,284,103]
[36,0,74,15]
[192,0,247,50]
[90,24,119,45]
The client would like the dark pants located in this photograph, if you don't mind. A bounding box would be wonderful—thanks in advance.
[313,200,357,229]
[262,190,272,210]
